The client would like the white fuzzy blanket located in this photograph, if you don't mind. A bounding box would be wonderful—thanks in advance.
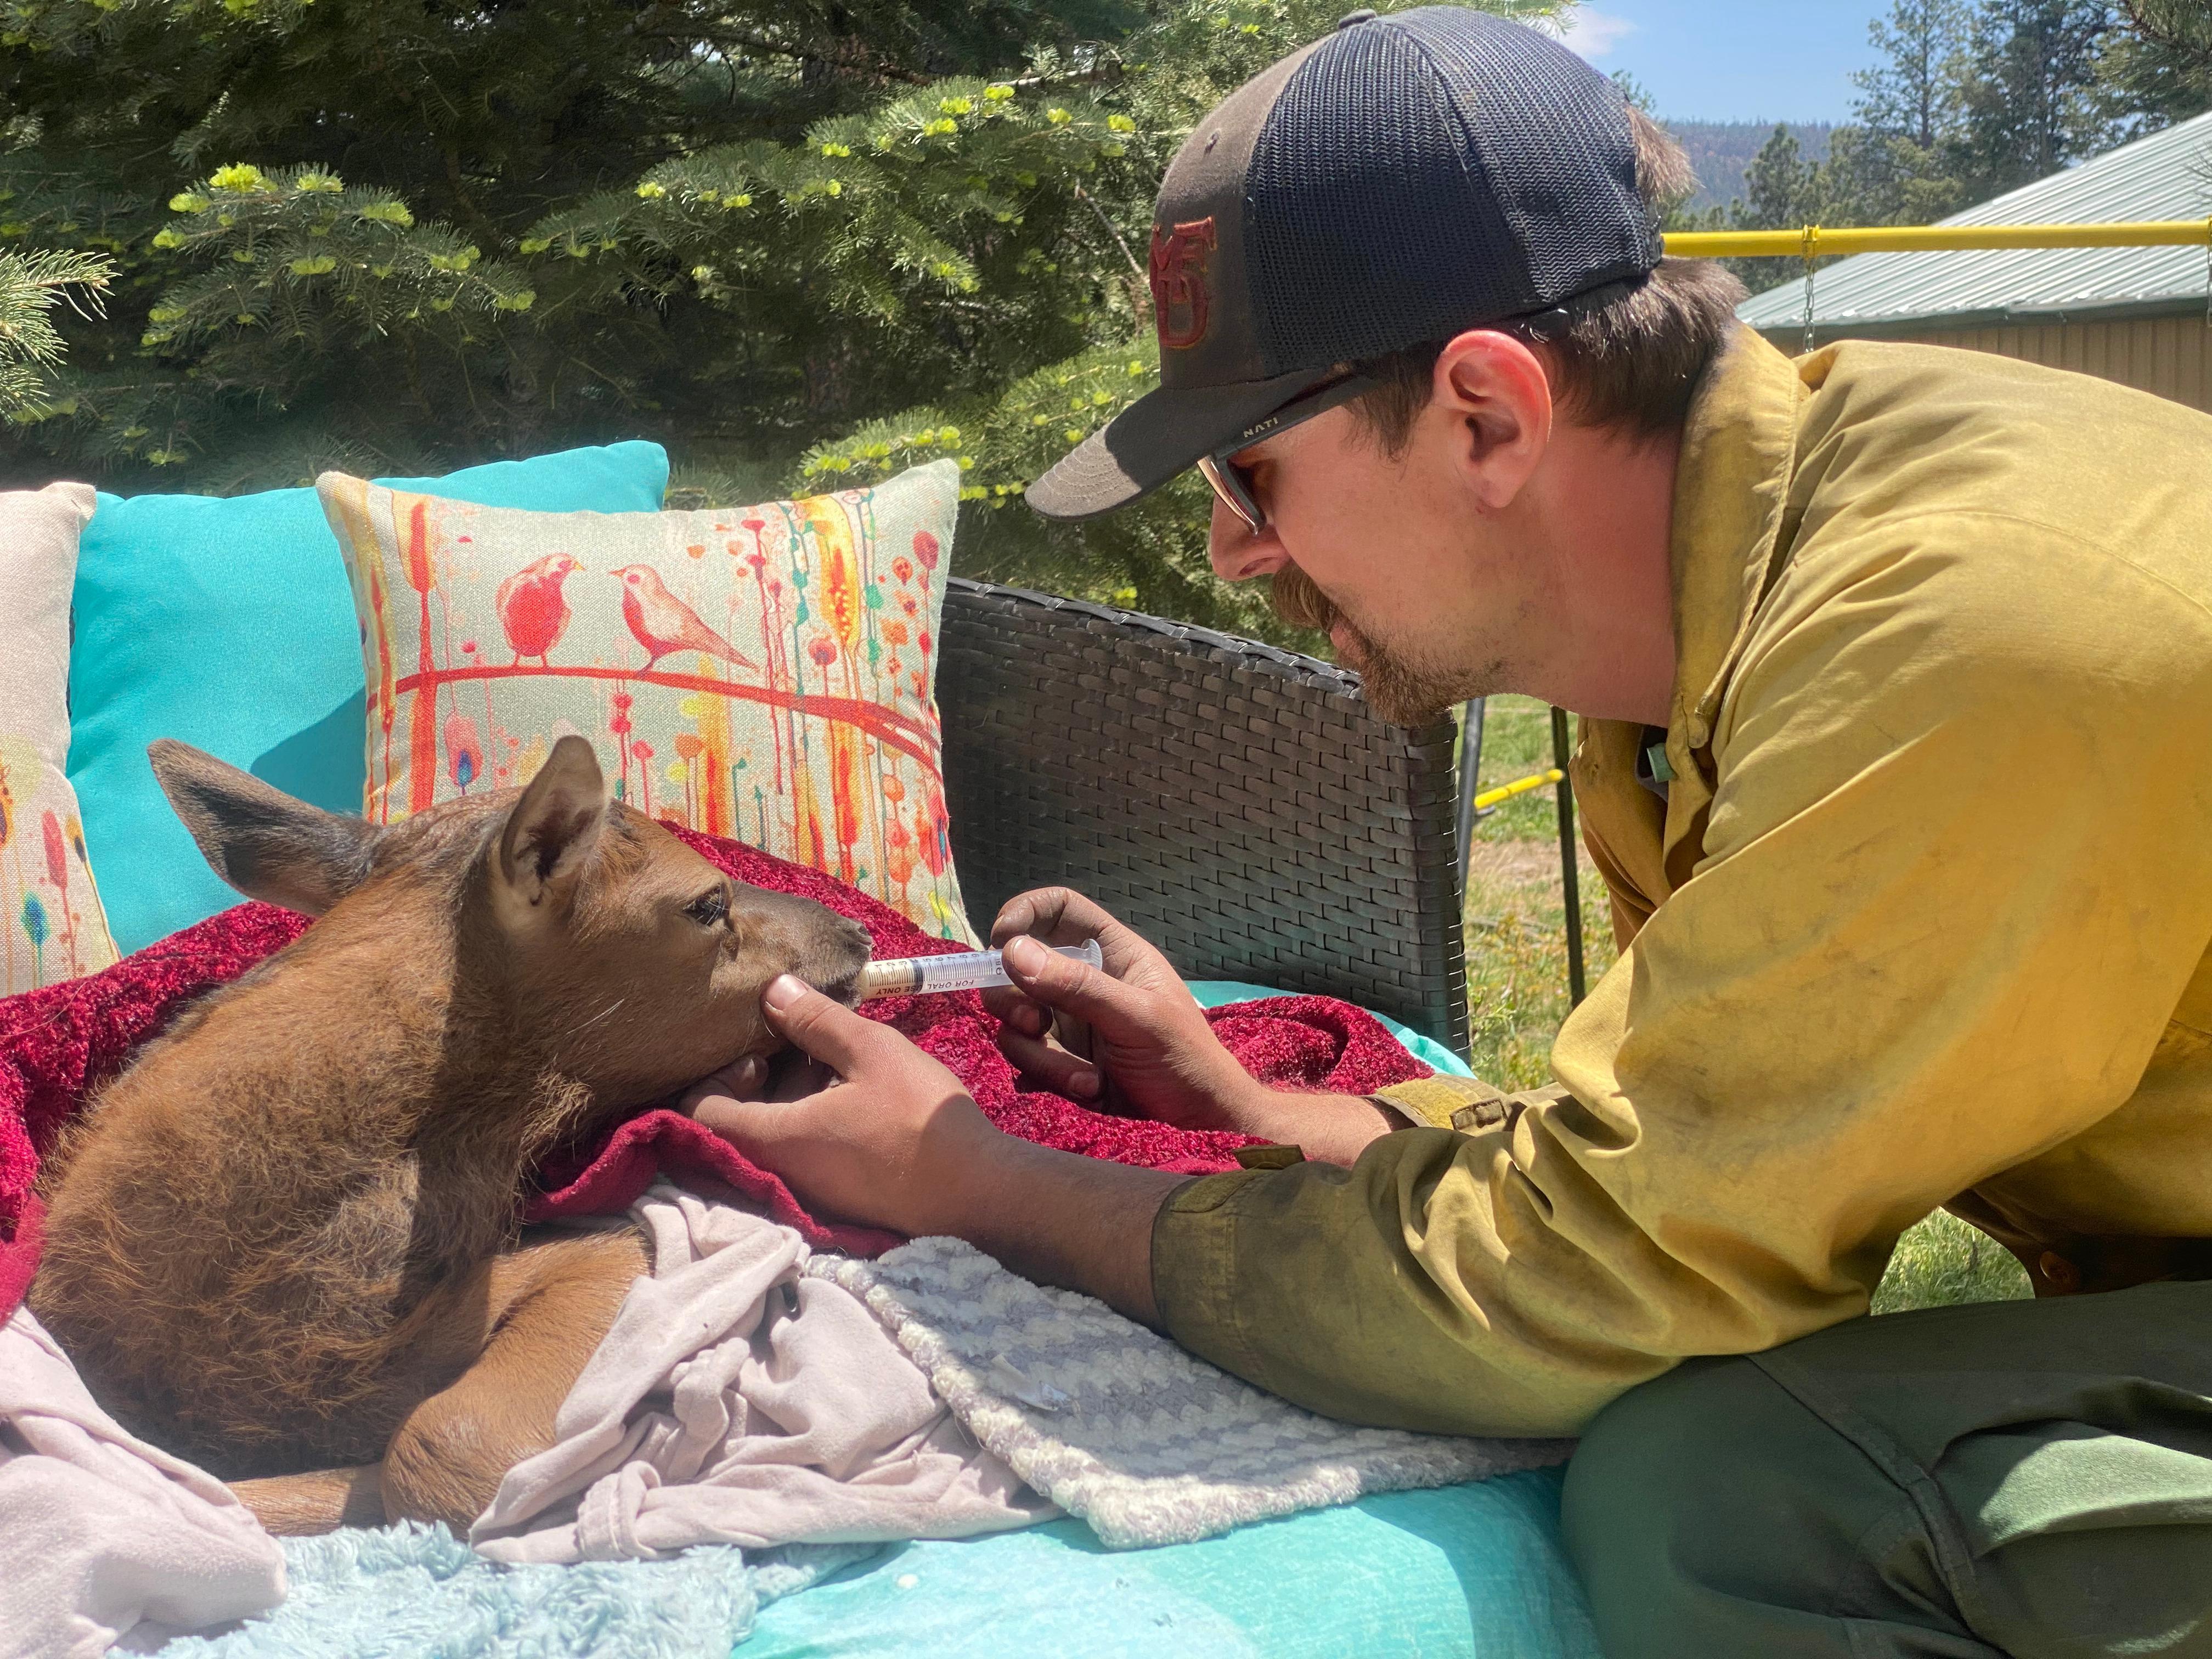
[815,1235,1573,1549]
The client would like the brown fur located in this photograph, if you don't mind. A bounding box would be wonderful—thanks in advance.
[27,736,869,1532]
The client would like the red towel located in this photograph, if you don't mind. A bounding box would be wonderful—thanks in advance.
[0,826,1430,1317]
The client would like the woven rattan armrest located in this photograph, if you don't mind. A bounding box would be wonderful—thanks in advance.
[936,578,1470,1053]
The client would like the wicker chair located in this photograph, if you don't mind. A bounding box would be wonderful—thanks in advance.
[936,577,1471,1054]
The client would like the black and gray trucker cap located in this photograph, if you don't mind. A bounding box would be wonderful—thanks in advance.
[1026,5,1661,522]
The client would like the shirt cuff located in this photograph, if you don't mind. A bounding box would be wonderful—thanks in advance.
[1373,1075,1513,1130]
[1149,1170,1267,1385]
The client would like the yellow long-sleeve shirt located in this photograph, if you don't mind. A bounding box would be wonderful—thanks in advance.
[1150,326,2212,1437]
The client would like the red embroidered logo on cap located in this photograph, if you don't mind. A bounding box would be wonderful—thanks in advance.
[1149,218,1216,351]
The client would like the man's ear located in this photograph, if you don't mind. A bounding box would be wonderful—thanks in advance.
[492,735,606,922]
[149,739,383,917]
[1435,329,1553,511]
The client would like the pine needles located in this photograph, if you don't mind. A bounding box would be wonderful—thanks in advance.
[0,248,111,416]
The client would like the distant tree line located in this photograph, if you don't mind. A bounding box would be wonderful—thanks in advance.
[1680,1,2212,295]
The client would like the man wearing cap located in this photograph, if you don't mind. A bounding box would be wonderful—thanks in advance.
[691,8,2212,1652]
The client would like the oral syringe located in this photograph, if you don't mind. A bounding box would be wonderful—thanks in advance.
[854,938,1103,1000]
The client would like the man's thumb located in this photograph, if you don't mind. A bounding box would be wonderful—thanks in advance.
[1001,935,1139,1026]
[761,974,875,1069]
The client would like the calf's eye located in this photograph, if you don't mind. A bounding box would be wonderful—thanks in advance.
[684,888,729,929]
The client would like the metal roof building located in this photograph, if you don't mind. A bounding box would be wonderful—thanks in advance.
[1737,111,2212,411]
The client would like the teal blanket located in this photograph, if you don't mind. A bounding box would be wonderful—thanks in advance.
[744,1472,1598,1658]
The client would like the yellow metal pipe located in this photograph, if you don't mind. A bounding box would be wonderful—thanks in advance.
[1663,220,2212,258]
[1472,769,1564,812]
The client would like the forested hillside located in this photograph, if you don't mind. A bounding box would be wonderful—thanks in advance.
[1666,121,1834,212]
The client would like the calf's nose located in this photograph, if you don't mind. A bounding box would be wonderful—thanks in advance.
[809,915,875,1005]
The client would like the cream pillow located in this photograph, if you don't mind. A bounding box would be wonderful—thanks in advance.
[0,484,120,992]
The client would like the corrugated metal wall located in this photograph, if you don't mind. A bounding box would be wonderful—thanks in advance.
[1895,315,2212,413]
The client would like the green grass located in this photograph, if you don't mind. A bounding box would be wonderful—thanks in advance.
[1457,697,1621,1090]
[1456,698,2030,1315]
[1871,1208,2031,1311]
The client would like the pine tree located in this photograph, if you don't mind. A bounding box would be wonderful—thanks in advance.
[2121,0,2212,70]
[1838,0,1978,225]
[0,0,1560,640]
[2103,1,2212,125]
[1859,0,1970,149]
[0,249,108,416]
[1956,0,2124,193]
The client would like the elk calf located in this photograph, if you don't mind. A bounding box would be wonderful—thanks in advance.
[29,736,870,1533]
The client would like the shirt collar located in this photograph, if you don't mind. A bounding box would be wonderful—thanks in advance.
[1666,326,1813,754]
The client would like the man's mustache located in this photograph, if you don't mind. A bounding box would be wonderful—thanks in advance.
[1270,562,1339,633]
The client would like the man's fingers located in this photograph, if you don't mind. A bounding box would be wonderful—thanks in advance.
[684,1081,850,1160]
[989,892,1041,947]
[682,1088,783,1149]
[983,981,1094,1067]
[761,974,886,1072]
[994,1027,1103,1098]
[979,985,1051,1036]
[992,888,1175,991]
[697,1052,768,1099]
[763,1049,837,1103]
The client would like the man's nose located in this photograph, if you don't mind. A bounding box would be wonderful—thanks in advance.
[1207,495,1288,582]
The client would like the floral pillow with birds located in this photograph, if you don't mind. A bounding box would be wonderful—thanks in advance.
[0,482,121,995]
[316,459,976,942]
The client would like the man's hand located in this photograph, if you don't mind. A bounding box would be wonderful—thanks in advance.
[682,974,1182,1323]
[983,887,1271,1130]
[984,888,1406,1164]
[682,975,1002,1239]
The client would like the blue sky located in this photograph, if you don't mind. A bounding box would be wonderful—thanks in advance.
[1555,2,1892,123]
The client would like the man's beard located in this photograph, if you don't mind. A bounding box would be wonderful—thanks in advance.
[1267,558,1339,635]
[1270,562,1502,727]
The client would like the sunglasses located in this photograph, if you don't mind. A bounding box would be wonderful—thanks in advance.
[1196,371,1379,535]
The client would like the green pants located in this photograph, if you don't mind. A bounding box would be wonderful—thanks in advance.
[1560,1281,2212,1657]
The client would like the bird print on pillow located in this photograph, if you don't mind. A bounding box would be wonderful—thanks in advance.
[612,566,758,674]
[496,552,582,667]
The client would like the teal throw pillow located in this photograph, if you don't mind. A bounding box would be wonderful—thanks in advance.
[68,442,670,952]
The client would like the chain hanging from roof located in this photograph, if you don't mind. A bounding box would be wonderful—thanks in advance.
[1802,225,1819,356]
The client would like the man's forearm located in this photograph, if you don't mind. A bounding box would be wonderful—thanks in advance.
[1228,1089,1401,1166]
[934,1088,1396,1327]
[944,1138,1185,1328]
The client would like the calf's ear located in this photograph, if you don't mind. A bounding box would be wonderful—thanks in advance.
[492,735,606,923]
[149,739,383,917]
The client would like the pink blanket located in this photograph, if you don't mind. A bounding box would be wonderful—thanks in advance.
[0,1306,286,1657]
[472,1186,1056,1564]
[0,825,1431,1317]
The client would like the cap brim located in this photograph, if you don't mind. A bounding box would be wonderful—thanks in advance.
[1025,364,1338,523]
